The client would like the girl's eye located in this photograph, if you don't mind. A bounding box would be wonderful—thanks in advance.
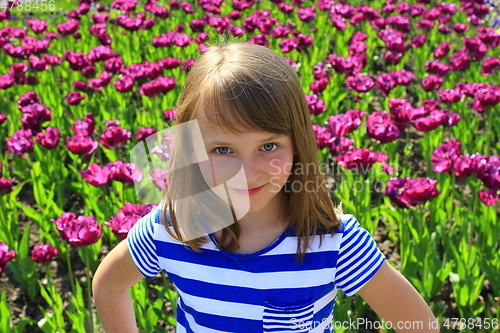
[261,143,279,152]
[214,147,232,155]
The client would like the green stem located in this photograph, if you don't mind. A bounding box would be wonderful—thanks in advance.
[82,247,95,333]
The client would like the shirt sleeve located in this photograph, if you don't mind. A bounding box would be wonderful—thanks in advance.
[126,205,162,279]
[335,215,386,297]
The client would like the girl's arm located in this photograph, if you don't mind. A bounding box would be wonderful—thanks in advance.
[92,239,145,333]
[357,261,440,333]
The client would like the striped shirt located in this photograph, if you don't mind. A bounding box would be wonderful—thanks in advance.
[127,204,386,332]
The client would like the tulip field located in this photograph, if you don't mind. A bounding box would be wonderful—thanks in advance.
[0,0,499,331]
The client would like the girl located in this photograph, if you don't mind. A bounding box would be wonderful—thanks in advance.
[92,42,439,333]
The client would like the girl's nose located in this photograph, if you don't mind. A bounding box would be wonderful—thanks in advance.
[240,155,262,184]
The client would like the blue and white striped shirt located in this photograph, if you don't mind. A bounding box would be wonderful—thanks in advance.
[127,205,386,332]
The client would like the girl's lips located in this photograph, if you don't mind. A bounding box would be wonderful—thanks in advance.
[230,184,266,196]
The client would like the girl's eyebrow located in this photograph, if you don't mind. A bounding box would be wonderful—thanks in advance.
[205,134,284,146]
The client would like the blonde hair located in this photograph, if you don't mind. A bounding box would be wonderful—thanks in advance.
[162,42,341,260]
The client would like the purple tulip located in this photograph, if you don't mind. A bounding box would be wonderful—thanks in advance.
[312,124,332,150]
[0,73,15,90]
[449,49,470,71]
[0,178,13,195]
[297,6,316,22]
[310,77,329,94]
[66,91,85,105]
[463,36,488,61]
[105,203,157,240]
[434,42,452,58]
[135,127,157,141]
[453,154,481,180]
[43,54,63,66]
[329,136,354,157]
[163,109,177,121]
[99,124,131,150]
[150,168,169,190]
[71,113,96,136]
[366,111,400,143]
[89,71,113,91]
[88,45,117,63]
[477,156,500,191]
[81,163,111,187]
[425,60,450,77]
[0,243,16,276]
[139,76,176,97]
[326,109,365,137]
[65,50,90,71]
[26,19,49,34]
[104,57,124,74]
[57,19,80,36]
[107,161,143,185]
[336,148,388,171]
[346,74,374,92]
[391,69,415,86]
[375,73,396,95]
[438,88,462,103]
[386,177,440,208]
[113,75,135,93]
[52,213,102,247]
[66,135,98,156]
[31,244,58,263]
[36,127,60,149]
[6,129,34,157]
[431,140,461,173]
[478,189,499,206]
[411,33,427,48]
[482,57,500,76]
[422,75,443,91]
[474,86,500,108]
[29,56,49,71]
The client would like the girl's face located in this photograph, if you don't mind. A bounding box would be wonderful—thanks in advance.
[196,117,296,218]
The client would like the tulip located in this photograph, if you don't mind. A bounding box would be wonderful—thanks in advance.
[29,56,49,71]
[474,86,500,107]
[43,54,63,66]
[386,177,440,208]
[66,135,98,156]
[312,125,332,150]
[107,161,143,185]
[454,154,481,180]
[310,77,329,94]
[150,169,169,190]
[31,244,58,263]
[336,148,388,171]
[135,127,157,141]
[89,71,113,90]
[0,178,13,195]
[481,57,500,76]
[88,45,117,63]
[425,60,450,77]
[422,75,443,91]
[434,42,452,58]
[6,129,34,157]
[0,74,15,90]
[52,213,102,247]
[438,88,462,103]
[71,113,96,136]
[105,203,157,240]
[297,6,316,22]
[326,109,365,137]
[375,73,396,95]
[431,140,461,173]
[163,109,177,121]
[65,50,90,71]
[36,127,60,149]
[478,189,499,206]
[391,69,415,86]
[66,91,85,105]
[345,74,374,92]
[57,19,80,36]
[477,156,500,191]
[463,36,488,61]
[99,124,131,150]
[411,33,427,48]
[366,111,401,143]
[449,49,470,71]
[0,243,16,276]
[329,136,354,156]
[139,76,176,97]
[81,163,111,187]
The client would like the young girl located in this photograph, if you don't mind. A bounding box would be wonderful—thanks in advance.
[92,42,439,333]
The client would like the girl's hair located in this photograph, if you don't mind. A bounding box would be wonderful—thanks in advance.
[162,42,341,260]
